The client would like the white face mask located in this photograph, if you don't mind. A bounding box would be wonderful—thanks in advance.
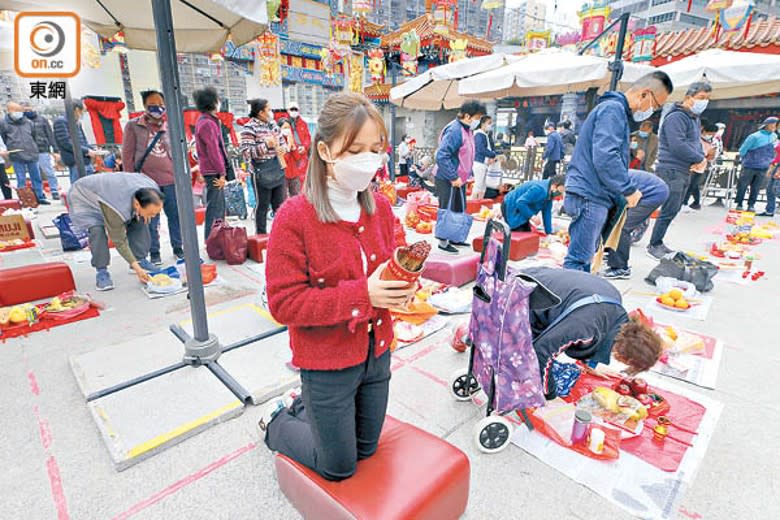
[8,111,23,121]
[326,151,386,192]
[469,120,480,130]
[633,107,654,123]
[691,99,709,115]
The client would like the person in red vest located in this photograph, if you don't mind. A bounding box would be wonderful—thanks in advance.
[285,102,311,194]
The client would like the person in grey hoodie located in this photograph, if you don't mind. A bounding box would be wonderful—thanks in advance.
[0,101,50,204]
[646,82,711,260]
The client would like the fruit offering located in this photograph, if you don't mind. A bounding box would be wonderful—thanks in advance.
[0,304,38,326]
[405,211,420,228]
[657,288,690,310]
[149,274,174,287]
[415,221,432,234]
[477,206,492,220]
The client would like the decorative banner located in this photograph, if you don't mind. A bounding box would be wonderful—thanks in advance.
[319,48,335,76]
[81,27,101,69]
[526,29,551,51]
[449,38,468,63]
[282,65,343,89]
[257,31,282,87]
[98,30,127,55]
[433,0,458,36]
[555,31,582,48]
[349,51,364,93]
[222,39,256,62]
[481,0,503,40]
[632,26,657,62]
[353,0,373,16]
[579,2,611,42]
[267,0,281,23]
[367,48,386,84]
[333,15,357,46]
[602,30,634,58]
[719,0,754,31]
[400,29,421,76]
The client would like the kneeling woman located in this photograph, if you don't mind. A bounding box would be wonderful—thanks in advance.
[521,267,663,398]
[260,93,416,481]
[68,172,163,291]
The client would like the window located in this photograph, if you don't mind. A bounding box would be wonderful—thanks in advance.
[651,0,673,6]
[679,13,709,27]
[649,12,675,24]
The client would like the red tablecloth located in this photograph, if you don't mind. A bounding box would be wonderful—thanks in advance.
[1,307,100,341]
[0,241,36,253]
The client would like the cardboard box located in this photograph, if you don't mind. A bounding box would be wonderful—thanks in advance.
[0,214,30,242]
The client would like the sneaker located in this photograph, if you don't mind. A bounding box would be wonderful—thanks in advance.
[38,198,51,205]
[747,207,756,213]
[689,203,701,210]
[173,247,185,260]
[96,269,114,291]
[756,212,775,217]
[437,244,459,255]
[150,252,163,266]
[603,267,632,280]
[51,192,60,200]
[451,241,470,247]
[136,258,157,272]
[257,397,288,433]
[647,244,674,261]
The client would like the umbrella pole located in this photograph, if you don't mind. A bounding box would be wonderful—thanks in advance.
[152,0,220,362]
[609,13,630,92]
[389,62,399,181]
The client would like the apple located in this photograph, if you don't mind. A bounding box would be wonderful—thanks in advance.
[614,383,632,396]
[630,378,648,396]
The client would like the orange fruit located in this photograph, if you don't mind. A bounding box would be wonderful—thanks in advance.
[668,289,683,301]
[675,299,689,309]
[660,296,675,307]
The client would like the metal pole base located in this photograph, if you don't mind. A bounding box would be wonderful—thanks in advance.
[183,334,222,364]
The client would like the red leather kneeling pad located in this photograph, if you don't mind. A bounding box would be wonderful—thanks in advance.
[0,200,22,212]
[195,207,206,226]
[466,198,493,214]
[421,252,480,286]
[0,262,76,306]
[247,234,269,263]
[472,231,540,261]
[275,416,470,520]
[396,185,422,200]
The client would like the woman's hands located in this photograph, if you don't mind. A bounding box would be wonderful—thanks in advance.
[367,263,417,309]
[131,261,151,283]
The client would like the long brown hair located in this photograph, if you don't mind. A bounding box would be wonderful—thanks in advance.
[304,92,387,223]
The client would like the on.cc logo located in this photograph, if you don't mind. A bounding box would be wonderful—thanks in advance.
[29,21,66,58]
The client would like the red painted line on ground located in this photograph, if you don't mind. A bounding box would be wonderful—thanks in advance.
[409,365,448,387]
[406,341,443,363]
[46,456,69,520]
[112,442,257,520]
[678,507,703,519]
[28,370,40,395]
[228,264,264,286]
[36,413,53,450]
[390,359,406,372]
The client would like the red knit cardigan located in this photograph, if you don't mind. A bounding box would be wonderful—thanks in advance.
[266,193,397,370]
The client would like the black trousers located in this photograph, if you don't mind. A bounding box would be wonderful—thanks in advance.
[735,167,767,209]
[254,183,285,235]
[684,171,704,206]
[0,163,11,200]
[265,339,391,481]
[607,202,658,270]
[203,175,226,242]
[542,160,559,180]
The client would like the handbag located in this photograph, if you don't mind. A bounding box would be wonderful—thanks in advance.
[435,188,472,243]
[645,252,718,292]
[52,213,88,251]
[205,219,248,265]
[252,157,284,189]
[15,187,39,208]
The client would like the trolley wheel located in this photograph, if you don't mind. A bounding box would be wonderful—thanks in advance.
[450,368,480,402]
[473,416,513,454]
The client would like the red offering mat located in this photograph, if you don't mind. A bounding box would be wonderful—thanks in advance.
[657,324,717,360]
[0,240,36,253]
[1,306,100,341]
[559,373,705,472]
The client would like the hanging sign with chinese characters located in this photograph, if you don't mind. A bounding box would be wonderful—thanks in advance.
[349,51,364,93]
[367,48,386,84]
[433,0,458,36]
[578,2,611,42]
[632,26,657,62]
[526,29,551,51]
[257,31,282,86]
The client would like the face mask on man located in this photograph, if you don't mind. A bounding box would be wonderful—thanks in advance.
[8,112,24,121]
[24,111,36,119]
[691,99,709,115]
[638,130,649,138]
[324,148,387,192]
[469,120,480,131]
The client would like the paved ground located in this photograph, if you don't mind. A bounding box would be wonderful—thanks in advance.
[2,192,779,520]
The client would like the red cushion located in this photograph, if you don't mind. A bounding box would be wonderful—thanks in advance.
[247,234,269,263]
[0,200,22,212]
[195,207,206,226]
[466,198,493,214]
[397,185,422,200]
[472,231,540,261]
[421,252,480,286]
[275,416,470,520]
[0,262,76,306]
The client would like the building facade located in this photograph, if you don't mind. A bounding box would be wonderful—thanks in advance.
[503,0,548,44]
[608,0,780,31]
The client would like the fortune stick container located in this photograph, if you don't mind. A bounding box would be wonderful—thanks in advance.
[570,409,592,445]
[380,241,431,285]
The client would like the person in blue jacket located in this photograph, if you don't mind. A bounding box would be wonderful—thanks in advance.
[499,174,565,234]
[472,115,498,200]
[564,71,674,272]
[604,170,670,280]
[646,82,711,260]
[434,100,486,255]
[542,122,564,179]
[735,116,778,212]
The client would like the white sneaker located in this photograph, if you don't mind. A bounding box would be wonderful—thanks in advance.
[257,398,286,433]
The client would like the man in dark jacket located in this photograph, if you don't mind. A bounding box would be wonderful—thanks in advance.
[499,174,565,234]
[632,120,658,172]
[522,266,663,398]
[604,170,669,280]
[560,121,577,156]
[25,106,61,200]
[53,99,97,184]
[736,116,778,212]
[0,102,50,204]
[564,71,674,272]
[647,82,711,260]
[542,122,564,179]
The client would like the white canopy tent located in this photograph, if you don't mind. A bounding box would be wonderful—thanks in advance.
[0,0,267,52]
[458,48,655,99]
[658,49,780,102]
[389,53,523,110]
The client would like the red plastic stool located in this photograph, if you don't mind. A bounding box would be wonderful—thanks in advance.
[472,231,540,261]
[195,206,206,226]
[466,198,493,214]
[0,262,76,306]
[247,234,269,263]
[275,416,470,520]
